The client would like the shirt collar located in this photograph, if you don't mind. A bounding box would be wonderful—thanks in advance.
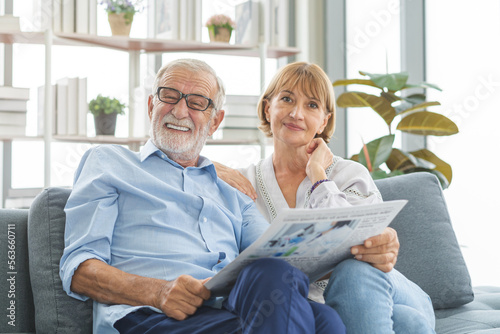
[140,140,218,183]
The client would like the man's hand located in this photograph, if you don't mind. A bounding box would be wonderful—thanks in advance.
[350,227,399,273]
[212,161,257,200]
[155,275,211,321]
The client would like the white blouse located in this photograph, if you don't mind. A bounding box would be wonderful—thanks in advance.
[239,154,383,223]
[239,154,383,303]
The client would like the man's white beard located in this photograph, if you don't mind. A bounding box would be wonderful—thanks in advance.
[150,112,211,162]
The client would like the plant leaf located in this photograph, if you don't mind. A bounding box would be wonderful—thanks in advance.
[332,79,379,88]
[358,135,395,170]
[401,94,427,104]
[380,91,401,103]
[402,82,443,91]
[397,111,459,136]
[337,92,396,126]
[386,148,415,171]
[359,71,409,91]
[410,148,452,186]
[398,101,441,116]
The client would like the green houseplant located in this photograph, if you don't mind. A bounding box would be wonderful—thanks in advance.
[89,94,126,136]
[333,71,458,188]
[205,14,235,42]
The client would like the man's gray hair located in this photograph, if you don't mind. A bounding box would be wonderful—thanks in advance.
[152,59,225,113]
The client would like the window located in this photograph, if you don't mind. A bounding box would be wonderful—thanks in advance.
[426,0,500,286]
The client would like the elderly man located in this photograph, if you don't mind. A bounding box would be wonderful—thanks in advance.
[59,59,346,334]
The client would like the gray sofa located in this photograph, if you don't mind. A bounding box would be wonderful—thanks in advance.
[1,172,499,333]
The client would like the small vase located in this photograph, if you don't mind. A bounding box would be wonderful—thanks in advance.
[94,112,118,136]
[209,27,232,43]
[108,13,133,36]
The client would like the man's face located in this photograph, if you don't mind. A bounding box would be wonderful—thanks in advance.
[148,68,224,164]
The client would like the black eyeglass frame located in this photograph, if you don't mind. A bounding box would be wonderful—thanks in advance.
[156,87,214,112]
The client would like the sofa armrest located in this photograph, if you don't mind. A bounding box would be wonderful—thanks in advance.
[28,187,92,333]
[0,209,35,333]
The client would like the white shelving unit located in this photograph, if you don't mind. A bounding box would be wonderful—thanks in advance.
[0,30,300,208]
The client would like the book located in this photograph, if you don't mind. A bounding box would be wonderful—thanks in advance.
[66,77,78,135]
[56,79,68,135]
[37,84,57,136]
[62,0,75,33]
[88,0,98,35]
[77,77,88,136]
[235,1,260,45]
[0,99,27,112]
[0,15,20,32]
[0,124,26,136]
[0,86,30,100]
[75,0,89,34]
[53,0,63,32]
[0,111,27,126]
[205,200,408,296]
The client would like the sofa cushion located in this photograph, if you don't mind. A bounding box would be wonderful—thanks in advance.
[435,286,500,333]
[28,187,92,333]
[375,172,474,309]
[0,209,35,333]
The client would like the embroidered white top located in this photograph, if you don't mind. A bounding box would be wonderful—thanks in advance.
[238,154,383,302]
[239,154,383,223]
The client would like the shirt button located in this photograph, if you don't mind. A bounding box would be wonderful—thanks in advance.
[202,217,208,223]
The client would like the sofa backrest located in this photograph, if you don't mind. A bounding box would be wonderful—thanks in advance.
[376,172,474,309]
[0,209,36,334]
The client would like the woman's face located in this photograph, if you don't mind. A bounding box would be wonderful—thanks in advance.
[265,87,330,147]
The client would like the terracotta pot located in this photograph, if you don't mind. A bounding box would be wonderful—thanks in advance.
[94,112,118,135]
[209,27,232,43]
[108,13,133,36]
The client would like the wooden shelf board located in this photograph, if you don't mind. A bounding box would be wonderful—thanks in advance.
[0,31,300,58]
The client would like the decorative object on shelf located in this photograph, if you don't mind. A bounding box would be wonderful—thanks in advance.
[333,71,459,188]
[101,0,143,36]
[89,94,126,135]
[206,14,235,43]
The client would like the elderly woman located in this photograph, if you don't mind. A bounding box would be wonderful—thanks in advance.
[216,61,436,333]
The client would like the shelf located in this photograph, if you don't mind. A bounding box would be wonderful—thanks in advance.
[1,135,264,147]
[0,31,301,58]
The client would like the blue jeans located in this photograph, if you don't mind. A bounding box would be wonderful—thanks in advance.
[324,259,436,334]
[115,258,346,334]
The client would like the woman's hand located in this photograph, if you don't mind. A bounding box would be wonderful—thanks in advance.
[350,227,400,273]
[305,138,334,184]
[213,161,257,200]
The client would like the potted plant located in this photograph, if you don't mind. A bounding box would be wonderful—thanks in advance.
[100,0,143,36]
[205,14,235,43]
[89,94,126,136]
[333,71,458,188]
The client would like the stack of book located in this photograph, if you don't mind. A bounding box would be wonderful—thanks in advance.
[32,0,97,34]
[0,86,30,137]
[0,15,21,32]
[213,95,260,141]
[37,77,88,137]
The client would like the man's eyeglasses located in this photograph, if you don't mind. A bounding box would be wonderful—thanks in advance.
[156,87,214,112]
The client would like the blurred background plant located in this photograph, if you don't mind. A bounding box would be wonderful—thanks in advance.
[333,71,458,188]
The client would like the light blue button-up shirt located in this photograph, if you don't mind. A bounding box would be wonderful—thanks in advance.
[59,140,270,333]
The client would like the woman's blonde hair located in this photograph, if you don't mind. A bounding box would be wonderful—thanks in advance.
[257,62,336,143]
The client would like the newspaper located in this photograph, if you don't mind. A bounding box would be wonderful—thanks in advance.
[204,200,407,296]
